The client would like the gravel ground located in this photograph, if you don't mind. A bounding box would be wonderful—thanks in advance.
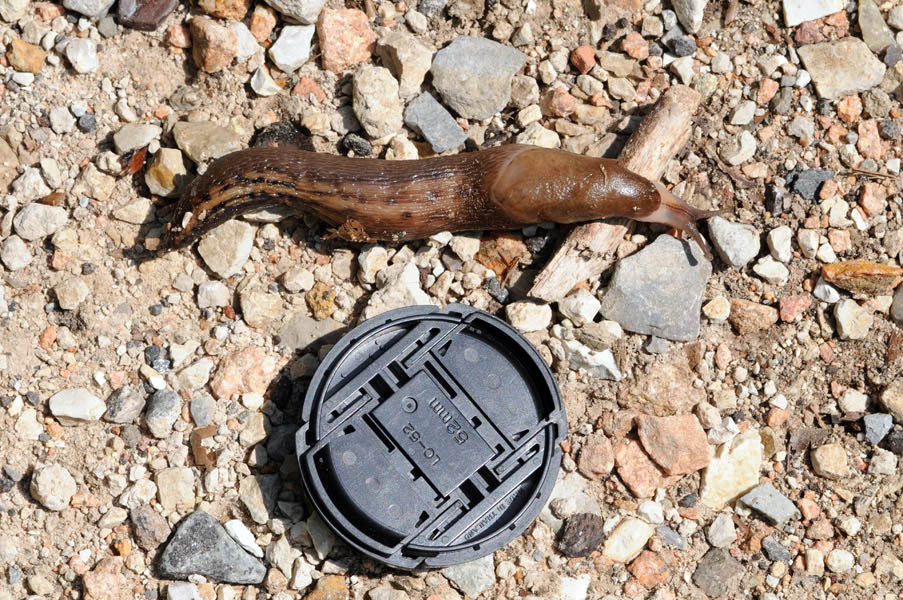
[2,0,903,599]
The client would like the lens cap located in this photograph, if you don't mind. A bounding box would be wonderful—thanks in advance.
[296,303,566,569]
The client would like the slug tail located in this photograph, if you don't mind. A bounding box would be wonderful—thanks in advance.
[643,182,725,261]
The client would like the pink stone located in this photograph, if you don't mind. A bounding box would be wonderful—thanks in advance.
[570,45,596,74]
[860,182,887,216]
[210,346,283,400]
[317,9,375,74]
[190,16,237,73]
[779,295,812,322]
[636,414,710,476]
[857,119,884,160]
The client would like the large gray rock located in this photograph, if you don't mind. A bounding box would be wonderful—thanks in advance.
[430,36,526,120]
[599,235,711,342]
[158,510,266,584]
[797,38,886,100]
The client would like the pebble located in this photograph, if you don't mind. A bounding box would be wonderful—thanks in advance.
[0,0,28,21]
[12,168,51,201]
[797,38,887,100]
[700,429,763,509]
[506,301,552,332]
[728,299,778,334]
[268,25,314,73]
[692,549,745,597]
[761,536,791,562]
[48,387,105,425]
[671,0,706,33]
[515,122,560,148]
[557,289,600,326]
[130,504,171,551]
[190,16,238,73]
[752,256,790,285]
[352,66,403,139]
[63,0,115,17]
[239,474,280,524]
[859,0,894,53]
[811,442,850,480]
[197,220,256,278]
[13,203,67,240]
[864,413,893,444]
[30,463,76,511]
[210,346,281,399]
[826,549,855,573]
[229,21,259,63]
[49,106,77,134]
[251,67,281,96]
[729,100,756,126]
[637,500,664,525]
[146,148,189,197]
[602,518,653,563]
[721,131,757,165]
[112,198,154,224]
[838,389,868,413]
[118,0,180,30]
[156,467,195,511]
[172,121,242,163]
[114,123,163,154]
[197,281,230,308]
[636,414,709,475]
[360,262,433,319]
[599,235,711,342]
[224,520,264,558]
[834,299,873,340]
[869,448,897,475]
[317,9,375,73]
[739,482,801,524]
[782,0,844,27]
[0,235,34,271]
[707,514,736,548]
[262,0,325,24]
[53,277,90,310]
[65,38,99,74]
[880,382,903,423]
[376,30,433,99]
[767,226,792,262]
[145,389,181,438]
[167,582,203,600]
[403,92,467,153]
[556,336,622,381]
[159,510,266,584]
[440,555,496,598]
[430,36,527,120]
[708,217,760,267]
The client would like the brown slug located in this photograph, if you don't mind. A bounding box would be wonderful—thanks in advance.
[162,144,720,259]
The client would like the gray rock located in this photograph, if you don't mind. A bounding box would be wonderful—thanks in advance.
[268,25,315,73]
[692,549,744,597]
[189,394,215,427]
[430,36,526,120]
[114,124,163,154]
[262,0,325,24]
[864,413,893,444]
[598,235,711,342]
[46,388,103,425]
[65,38,99,74]
[277,311,344,351]
[239,474,281,524]
[159,510,266,584]
[376,30,433,98]
[708,217,761,268]
[656,525,684,549]
[13,203,68,240]
[859,0,894,53]
[353,66,404,139]
[63,0,115,18]
[0,235,33,271]
[145,389,181,438]
[761,536,792,562]
[671,0,706,33]
[782,0,844,27]
[167,582,202,600]
[418,0,447,18]
[739,482,801,524]
[798,38,886,100]
[790,168,833,201]
[172,122,242,164]
[103,385,147,423]
[441,555,496,599]
[197,281,231,308]
[403,92,467,153]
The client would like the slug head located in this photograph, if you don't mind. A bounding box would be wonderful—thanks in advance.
[640,182,725,261]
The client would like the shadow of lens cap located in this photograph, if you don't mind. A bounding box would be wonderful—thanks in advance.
[296,303,566,569]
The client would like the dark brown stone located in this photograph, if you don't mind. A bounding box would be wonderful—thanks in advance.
[558,513,606,557]
[118,0,180,31]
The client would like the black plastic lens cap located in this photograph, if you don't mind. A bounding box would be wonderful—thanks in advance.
[296,303,567,569]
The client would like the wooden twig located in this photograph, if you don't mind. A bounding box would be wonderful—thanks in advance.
[528,85,702,302]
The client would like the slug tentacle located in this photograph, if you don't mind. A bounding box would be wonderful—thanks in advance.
[638,182,723,260]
